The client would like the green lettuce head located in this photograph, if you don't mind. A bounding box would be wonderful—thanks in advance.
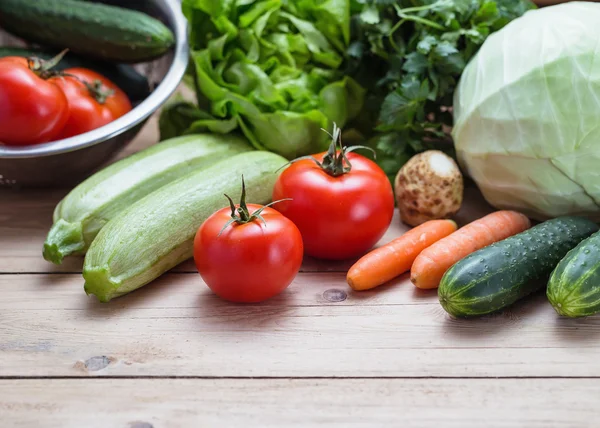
[167,0,365,159]
[453,2,600,220]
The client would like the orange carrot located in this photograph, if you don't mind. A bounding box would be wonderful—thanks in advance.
[410,210,531,289]
[347,219,458,291]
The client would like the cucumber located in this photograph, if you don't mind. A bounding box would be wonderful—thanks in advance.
[83,151,287,302]
[438,217,599,317]
[0,0,175,63]
[43,135,252,265]
[0,47,150,102]
[547,231,600,317]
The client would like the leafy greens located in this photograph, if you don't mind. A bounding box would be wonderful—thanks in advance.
[161,0,534,177]
[161,0,365,159]
[346,0,536,181]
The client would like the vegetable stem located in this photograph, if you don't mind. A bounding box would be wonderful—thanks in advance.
[388,19,406,52]
[398,14,446,31]
[393,3,447,31]
[395,4,438,14]
[220,176,291,235]
[291,124,376,178]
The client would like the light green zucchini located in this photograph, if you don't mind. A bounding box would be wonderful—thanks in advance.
[43,135,252,265]
[83,151,287,302]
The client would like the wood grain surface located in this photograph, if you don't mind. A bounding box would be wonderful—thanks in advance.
[2,271,600,379]
[2,87,600,427]
[2,378,598,428]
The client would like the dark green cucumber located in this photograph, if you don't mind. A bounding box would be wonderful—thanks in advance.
[0,47,150,102]
[438,217,599,317]
[547,231,600,317]
[0,0,174,63]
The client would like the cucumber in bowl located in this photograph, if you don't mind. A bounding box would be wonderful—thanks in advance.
[0,0,175,63]
[438,217,599,317]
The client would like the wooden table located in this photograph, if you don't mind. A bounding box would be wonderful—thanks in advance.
[2,117,600,428]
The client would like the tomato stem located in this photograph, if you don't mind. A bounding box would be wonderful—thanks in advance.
[219,176,291,236]
[58,73,114,105]
[23,49,114,104]
[26,49,69,79]
[293,123,376,177]
[83,79,115,105]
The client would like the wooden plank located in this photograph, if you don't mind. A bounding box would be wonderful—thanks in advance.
[1,378,598,428]
[2,272,600,378]
[0,184,493,273]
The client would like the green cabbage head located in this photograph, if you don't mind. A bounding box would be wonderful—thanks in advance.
[453,2,600,220]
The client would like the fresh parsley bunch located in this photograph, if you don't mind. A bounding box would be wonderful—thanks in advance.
[347,0,536,182]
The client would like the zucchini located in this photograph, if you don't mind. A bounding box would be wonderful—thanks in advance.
[0,47,150,102]
[83,151,287,302]
[438,217,599,317]
[547,231,600,317]
[43,135,252,265]
[0,0,175,63]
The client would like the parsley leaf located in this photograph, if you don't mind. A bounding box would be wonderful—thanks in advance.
[347,0,535,178]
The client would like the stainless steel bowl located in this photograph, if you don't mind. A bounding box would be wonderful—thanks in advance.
[0,0,188,188]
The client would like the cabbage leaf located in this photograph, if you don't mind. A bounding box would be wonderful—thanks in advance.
[453,2,600,220]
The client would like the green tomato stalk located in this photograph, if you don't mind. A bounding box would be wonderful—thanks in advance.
[292,123,376,178]
[219,177,291,235]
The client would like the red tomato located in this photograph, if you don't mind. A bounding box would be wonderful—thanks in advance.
[194,204,303,303]
[0,57,68,146]
[53,75,117,140]
[273,133,395,260]
[65,68,132,119]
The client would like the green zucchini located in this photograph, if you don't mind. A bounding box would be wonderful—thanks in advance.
[547,231,600,317]
[0,47,150,102]
[83,151,287,302]
[438,217,599,317]
[0,0,175,63]
[43,135,252,265]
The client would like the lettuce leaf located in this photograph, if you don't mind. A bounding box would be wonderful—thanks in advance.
[162,0,364,159]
